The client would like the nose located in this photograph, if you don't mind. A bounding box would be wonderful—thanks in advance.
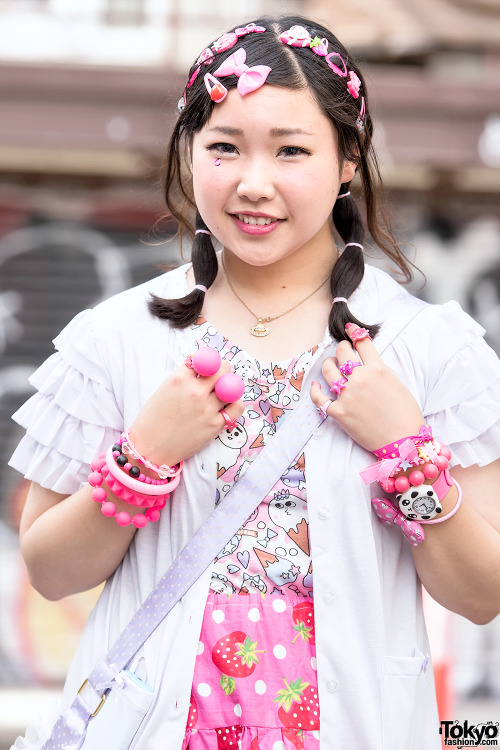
[236,157,275,202]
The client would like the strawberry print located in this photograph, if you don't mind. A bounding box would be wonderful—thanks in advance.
[186,693,198,729]
[292,602,315,645]
[212,631,264,694]
[250,737,259,750]
[216,724,242,749]
[274,678,320,730]
[283,727,305,749]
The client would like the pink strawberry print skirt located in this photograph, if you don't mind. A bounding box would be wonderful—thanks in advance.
[182,591,320,749]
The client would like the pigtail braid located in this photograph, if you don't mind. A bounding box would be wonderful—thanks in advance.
[148,212,218,327]
[328,184,380,342]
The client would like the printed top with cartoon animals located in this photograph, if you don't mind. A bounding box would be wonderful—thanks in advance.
[192,318,321,599]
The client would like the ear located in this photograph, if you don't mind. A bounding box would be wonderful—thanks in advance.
[341,159,357,184]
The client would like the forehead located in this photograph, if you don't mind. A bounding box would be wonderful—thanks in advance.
[198,84,336,139]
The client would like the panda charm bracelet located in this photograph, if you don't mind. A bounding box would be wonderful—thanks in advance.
[363,426,463,545]
[396,468,462,524]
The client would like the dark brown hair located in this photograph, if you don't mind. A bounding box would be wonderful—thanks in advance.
[149,15,414,341]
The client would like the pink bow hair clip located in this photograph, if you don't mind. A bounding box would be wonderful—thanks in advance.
[371,497,425,547]
[213,47,271,97]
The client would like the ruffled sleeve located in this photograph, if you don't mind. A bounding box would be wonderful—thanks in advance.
[420,301,500,468]
[9,309,123,495]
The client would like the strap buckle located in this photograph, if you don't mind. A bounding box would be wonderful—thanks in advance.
[78,679,107,717]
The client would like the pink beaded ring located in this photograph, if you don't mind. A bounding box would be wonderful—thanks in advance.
[215,372,245,403]
[186,347,222,377]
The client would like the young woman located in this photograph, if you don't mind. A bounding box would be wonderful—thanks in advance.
[10,15,500,750]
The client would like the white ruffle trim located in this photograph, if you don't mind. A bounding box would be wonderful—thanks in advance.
[424,332,500,414]
[10,700,59,750]
[9,307,123,494]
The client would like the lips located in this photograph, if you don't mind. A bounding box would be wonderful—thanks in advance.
[231,211,283,236]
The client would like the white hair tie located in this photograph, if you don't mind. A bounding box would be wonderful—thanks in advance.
[332,297,348,304]
[345,242,364,251]
[195,229,212,236]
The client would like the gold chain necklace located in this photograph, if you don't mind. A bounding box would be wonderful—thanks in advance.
[221,256,330,337]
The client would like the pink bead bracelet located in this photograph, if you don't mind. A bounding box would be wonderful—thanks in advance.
[106,446,181,496]
[88,457,166,527]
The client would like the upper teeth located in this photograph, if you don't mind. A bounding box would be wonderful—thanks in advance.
[237,214,274,225]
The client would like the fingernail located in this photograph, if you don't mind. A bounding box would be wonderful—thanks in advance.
[345,322,355,331]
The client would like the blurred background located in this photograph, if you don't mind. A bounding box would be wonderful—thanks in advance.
[0,0,499,746]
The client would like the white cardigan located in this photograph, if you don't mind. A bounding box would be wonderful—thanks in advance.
[10,263,500,750]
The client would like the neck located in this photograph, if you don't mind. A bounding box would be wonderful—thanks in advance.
[221,233,338,316]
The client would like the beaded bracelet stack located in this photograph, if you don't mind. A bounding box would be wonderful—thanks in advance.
[361,425,462,546]
[88,432,183,527]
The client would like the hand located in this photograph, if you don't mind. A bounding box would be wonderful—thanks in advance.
[130,359,244,467]
[310,324,424,452]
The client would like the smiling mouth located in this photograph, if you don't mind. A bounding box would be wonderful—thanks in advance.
[235,213,278,226]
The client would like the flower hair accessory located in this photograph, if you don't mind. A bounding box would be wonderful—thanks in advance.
[212,47,272,97]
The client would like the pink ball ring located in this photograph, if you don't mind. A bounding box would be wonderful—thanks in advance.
[191,347,222,377]
[220,408,238,432]
[215,372,245,403]
[339,360,362,377]
[330,376,348,396]
[317,399,333,418]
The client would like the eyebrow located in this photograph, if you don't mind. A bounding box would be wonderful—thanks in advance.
[206,126,313,137]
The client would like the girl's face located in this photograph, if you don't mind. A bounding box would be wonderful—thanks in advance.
[191,84,356,269]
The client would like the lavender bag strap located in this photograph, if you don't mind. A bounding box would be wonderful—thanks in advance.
[43,373,330,749]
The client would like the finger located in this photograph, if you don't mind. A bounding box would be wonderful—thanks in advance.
[344,323,379,364]
[196,358,232,395]
[219,400,245,432]
[310,381,335,417]
[335,341,363,376]
[320,358,348,397]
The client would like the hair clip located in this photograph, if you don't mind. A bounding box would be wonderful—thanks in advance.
[356,98,366,132]
[204,72,228,102]
[235,22,266,36]
[280,25,312,48]
[213,48,271,97]
[325,52,347,77]
[196,47,215,66]
[347,71,361,99]
[310,36,329,56]
[280,26,328,56]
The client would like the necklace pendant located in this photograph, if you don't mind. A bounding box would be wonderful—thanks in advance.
[250,318,270,337]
